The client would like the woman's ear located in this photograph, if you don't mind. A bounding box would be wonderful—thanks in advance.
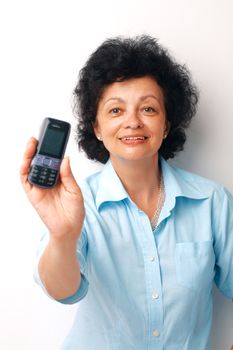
[164,120,171,138]
[92,121,102,141]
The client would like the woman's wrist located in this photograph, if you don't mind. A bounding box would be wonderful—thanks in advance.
[48,234,79,255]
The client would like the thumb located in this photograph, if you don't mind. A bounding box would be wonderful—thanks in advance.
[60,157,80,193]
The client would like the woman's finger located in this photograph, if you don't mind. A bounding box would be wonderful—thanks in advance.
[60,157,80,195]
[20,137,38,186]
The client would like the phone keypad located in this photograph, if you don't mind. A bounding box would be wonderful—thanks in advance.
[28,165,58,188]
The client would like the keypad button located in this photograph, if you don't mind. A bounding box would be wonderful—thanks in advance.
[52,160,60,169]
[43,158,51,166]
[29,162,58,187]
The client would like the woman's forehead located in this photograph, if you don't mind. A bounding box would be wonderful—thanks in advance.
[99,76,164,103]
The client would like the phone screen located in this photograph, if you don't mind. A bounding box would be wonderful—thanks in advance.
[39,127,67,158]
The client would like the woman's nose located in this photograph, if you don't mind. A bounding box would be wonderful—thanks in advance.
[123,110,144,129]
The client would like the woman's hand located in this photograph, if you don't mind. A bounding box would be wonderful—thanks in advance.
[20,137,85,242]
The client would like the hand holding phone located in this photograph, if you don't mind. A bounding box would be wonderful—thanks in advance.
[20,118,85,241]
[28,118,71,188]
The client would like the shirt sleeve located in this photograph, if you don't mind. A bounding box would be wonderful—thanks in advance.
[33,229,89,305]
[213,187,233,299]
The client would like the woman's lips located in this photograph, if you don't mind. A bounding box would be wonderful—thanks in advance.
[119,135,149,145]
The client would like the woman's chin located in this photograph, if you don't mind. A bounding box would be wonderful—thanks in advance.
[110,152,158,163]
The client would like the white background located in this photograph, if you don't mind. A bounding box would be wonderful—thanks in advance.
[0,0,232,349]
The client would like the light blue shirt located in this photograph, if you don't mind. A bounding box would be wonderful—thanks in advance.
[35,158,233,350]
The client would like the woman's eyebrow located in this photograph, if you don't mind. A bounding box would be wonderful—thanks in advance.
[139,94,160,102]
[103,95,160,106]
[103,97,125,106]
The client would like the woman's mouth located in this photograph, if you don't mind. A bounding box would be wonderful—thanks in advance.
[119,135,149,144]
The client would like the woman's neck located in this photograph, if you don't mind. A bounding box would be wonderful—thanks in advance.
[110,155,161,203]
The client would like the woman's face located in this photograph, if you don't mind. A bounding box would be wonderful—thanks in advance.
[94,76,170,163]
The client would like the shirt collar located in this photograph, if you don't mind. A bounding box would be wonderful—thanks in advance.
[159,157,209,224]
[96,160,129,210]
[160,157,209,201]
[96,157,209,211]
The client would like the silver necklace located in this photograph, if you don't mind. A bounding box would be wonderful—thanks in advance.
[150,172,165,230]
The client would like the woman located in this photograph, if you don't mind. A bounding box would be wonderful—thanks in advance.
[20,36,233,350]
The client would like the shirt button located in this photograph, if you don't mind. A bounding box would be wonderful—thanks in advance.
[149,256,155,262]
[152,291,159,299]
[152,329,160,337]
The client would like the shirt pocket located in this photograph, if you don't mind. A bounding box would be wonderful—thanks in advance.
[175,241,215,291]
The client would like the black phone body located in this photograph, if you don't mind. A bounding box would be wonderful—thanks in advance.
[28,118,71,188]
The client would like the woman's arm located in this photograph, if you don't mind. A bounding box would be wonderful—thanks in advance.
[20,137,85,300]
[38,236,81,300]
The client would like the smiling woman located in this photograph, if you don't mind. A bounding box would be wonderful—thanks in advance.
[74,36,198,164]
[20,35,233,350]
[93,76,169,165]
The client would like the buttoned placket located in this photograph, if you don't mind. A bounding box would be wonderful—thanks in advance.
[135,206,165,349]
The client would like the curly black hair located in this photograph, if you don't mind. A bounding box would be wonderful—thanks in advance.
[73,35,199,163]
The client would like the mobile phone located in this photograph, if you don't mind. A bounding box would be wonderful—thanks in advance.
[28,118,71,189]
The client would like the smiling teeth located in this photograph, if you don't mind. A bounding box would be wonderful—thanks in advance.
[121,137,147,140]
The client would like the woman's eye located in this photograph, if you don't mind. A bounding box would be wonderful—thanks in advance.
[143,107,156,113]
[109,108,120,114]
